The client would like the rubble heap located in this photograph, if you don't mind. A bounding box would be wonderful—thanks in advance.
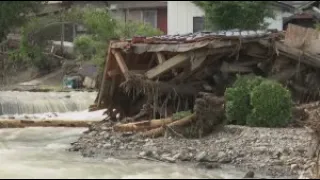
[89,24,320,138]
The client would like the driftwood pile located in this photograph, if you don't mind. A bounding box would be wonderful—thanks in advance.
[90,24,320,138]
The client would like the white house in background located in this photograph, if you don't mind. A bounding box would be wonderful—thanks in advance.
[167,1,296,35]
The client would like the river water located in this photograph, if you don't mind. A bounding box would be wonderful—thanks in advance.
[0,91,245,179]
[0,127,246,179]
[0,91,97,115]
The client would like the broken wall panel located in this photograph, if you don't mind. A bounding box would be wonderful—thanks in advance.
[284,24,320,54]
[94,28,320,120]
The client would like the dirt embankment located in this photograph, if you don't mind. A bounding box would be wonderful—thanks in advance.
[70,121,314,179]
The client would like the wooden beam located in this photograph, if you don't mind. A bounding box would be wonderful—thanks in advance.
[145,53,190,79]
[109,76,117,99]
[156,52,166,64]
[191,54,207,71]
[111,49,130,79]
[97,42,113,108]
[180,54,224,82]
[108,69,147,77]
[220,61,253,73]
[156,52,180,76]
[108,69,120,77]
[259,40,320,68]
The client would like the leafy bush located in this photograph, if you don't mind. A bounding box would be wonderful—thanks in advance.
[73,35,96,59]
[247,80,292,127]
[82,8,117,41]
[225,75,263,125]
[72,9,163,71]
[116,21,163,39]
[17,7,164,72]
[225,75,292,128]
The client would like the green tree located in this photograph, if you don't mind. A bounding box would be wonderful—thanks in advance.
[193,1,274,30]
[0,1,43,41]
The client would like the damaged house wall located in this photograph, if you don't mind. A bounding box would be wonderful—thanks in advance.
[94,30,273,121]
[89,24,320,138]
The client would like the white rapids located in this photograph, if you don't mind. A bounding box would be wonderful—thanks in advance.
[0,91,97,115]
[0,92,247,179]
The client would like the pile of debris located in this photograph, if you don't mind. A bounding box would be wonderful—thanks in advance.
[90,24,320,138]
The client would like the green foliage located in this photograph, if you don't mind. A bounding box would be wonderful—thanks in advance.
[73,35,96,59]
[193,1,274,30]
[71,8,163,70]
[225,75,263,125]
[14,6,164,71]
[81,8,117,41]
[225,75,292,128]
[247,80,292,127]
[117,21,163,39]
[0,1,43,41]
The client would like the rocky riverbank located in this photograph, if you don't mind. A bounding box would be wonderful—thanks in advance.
[70,122,315,179]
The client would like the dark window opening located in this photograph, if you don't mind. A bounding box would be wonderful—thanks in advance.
[193,16,205,33]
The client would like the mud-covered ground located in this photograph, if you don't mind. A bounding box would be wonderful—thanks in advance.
[70,122,316,179]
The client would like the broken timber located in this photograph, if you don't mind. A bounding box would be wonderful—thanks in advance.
[145,53,190,79]
[0,119,95,128]
[96,30,312,118]
[259,40,320,68]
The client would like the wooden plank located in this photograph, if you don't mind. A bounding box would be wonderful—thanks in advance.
[0,119,96,128]
[147,53,156,68]
[177,53,225,82]
[284,24,318,49]
[110,41,130,49]
[259,40,320,68]
[108,69,120,77]
[145,53,190,79]
[284,24,320,54]
[97,42,113,108]
[220,61,253,73]
[191,54,207,71]
[156,52,166,64]
[108,69,146,77]
[156,52,180,76]
[109,76,117,100]
[111,49,130,79]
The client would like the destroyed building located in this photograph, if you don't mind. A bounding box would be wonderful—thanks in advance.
[89,24,320,137]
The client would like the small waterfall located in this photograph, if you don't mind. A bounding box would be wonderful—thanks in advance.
[0,91,97,115]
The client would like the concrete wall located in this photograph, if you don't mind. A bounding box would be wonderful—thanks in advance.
[127,10,143,23]
[167,1,204,35]
[264,8,293,30]
[167,1,293,35]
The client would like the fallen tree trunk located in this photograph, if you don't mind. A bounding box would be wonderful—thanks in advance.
[113,117,174,132]
[140,113,196,138]
[0,119,96,128]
